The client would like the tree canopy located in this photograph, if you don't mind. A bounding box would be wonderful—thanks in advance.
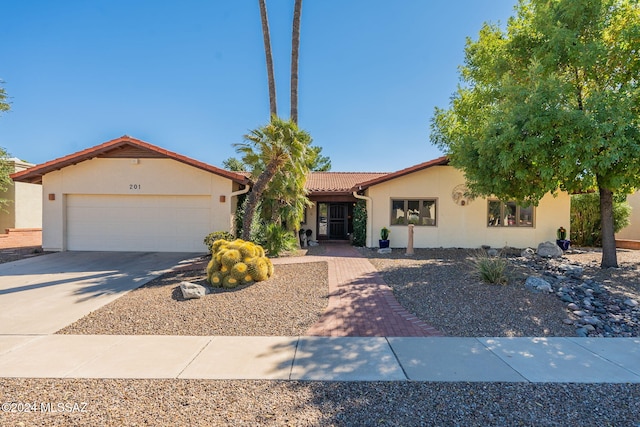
[431,0,640,268]
[234,117,314,240]
[0,82,9,115]
[0,82,12,207]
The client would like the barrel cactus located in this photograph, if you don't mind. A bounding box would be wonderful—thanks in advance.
[206,239,273,288]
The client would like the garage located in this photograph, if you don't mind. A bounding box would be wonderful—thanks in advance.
[66,194,212,252]
[10,136,250,253]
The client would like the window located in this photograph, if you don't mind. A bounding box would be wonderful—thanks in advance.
[391,199,437,226]
[488,200,534,227]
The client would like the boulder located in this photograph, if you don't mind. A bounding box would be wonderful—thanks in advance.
[180,281,209,299]
[525,276,553,293]
[537,241,563,258]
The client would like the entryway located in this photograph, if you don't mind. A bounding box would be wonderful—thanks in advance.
[317,202,353,240]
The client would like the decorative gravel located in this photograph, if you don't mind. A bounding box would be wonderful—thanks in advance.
[2,379,639,426]
[58,262,329,336]
[363,248,574,337]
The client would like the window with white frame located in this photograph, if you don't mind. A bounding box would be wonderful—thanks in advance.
[391,199,437,226]
[487,200,534,227]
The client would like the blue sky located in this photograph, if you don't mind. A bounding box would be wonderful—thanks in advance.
[1,0,517,172]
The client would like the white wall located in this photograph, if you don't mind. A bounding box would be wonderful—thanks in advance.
[365,165,571,249]
[42,158,237,251]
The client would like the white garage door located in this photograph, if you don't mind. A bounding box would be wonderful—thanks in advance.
[66,195,211,252]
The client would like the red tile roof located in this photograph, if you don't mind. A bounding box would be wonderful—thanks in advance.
[10,135,250,185]
[305,172,389,194]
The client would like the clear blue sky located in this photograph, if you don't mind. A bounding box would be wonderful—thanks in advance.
[1,0,517,172]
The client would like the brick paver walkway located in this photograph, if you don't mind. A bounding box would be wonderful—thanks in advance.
[273,243,443,337]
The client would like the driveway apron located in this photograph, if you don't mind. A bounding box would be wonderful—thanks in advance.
[0,251,200,334]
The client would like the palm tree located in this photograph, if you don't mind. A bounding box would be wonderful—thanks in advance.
[290,0,302,124]
[235,117,312,240]
[258,0,277,117]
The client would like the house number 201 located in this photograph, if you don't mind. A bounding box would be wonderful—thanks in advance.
[129,184,141,190]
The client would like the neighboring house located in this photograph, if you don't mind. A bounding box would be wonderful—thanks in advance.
[11,136,570,252]
[0,158,42,248]
[10,136,249,252]
[616,191,640,247]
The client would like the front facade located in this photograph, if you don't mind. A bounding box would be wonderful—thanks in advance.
[356,160,570,249]
[11,136,248,252]
[12,136,570,252]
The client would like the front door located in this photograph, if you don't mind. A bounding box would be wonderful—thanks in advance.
[318,203,351,240]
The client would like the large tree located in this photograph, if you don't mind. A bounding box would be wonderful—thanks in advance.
[235,117,312,240]
[431,0,640,268]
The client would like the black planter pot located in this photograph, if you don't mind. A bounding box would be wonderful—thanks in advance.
[379,239,390,249]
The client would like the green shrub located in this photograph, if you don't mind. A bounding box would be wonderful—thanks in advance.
[352,199,367,246]
[570,193,631,247]
[205,239,273,289]
[204,231,235,253]
[471,250,508,285]
[262,223,297,257]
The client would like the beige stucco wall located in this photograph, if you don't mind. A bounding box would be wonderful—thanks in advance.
[14,181,43,228]
[616,191,640,240]
[303,202,318,242]
[365,165,570,249]
[0,160,42,232]
[42,158,238,251]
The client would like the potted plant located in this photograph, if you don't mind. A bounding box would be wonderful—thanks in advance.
[379,227,390,248]
[556,226,570,250]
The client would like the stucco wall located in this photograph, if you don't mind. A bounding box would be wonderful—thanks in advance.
[42,158,237,251]
[0,160,42,232]
[0,184,16,232]
[365,165,570,249]
[616,191,640,240]
[14,181,43,229]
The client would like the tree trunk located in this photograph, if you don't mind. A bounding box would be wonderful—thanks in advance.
[599,185,619,268]
[258,0,277,118]
[241,160,280,240]
[290,0,302,124]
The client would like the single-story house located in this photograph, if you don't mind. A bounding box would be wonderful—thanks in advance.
[12,136,570,252]
[304,157,570,249]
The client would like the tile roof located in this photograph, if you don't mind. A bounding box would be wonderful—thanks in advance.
[10,135,250,185]
[305,172,389,193]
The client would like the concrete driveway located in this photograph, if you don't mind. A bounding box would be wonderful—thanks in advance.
[0,252,201,334]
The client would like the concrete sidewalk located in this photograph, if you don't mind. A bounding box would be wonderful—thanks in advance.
[0,335,638,383]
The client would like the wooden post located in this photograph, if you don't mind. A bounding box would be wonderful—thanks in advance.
[406,224,415,255]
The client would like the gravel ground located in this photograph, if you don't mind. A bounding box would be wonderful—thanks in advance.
[58,262,329,336]
[6,247,640,426]
[362,247,640,338]
[0,246,48,264]
[1,379,639,426]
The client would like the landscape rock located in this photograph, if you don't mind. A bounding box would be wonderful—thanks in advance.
[624,299,638,308]
[525,276,553,293]
[487,248,498,257]
[520,248,535,258]
[180,281,209,299]
[537,241,563,258]
[558,264,584,278]
[377,248,392,254]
